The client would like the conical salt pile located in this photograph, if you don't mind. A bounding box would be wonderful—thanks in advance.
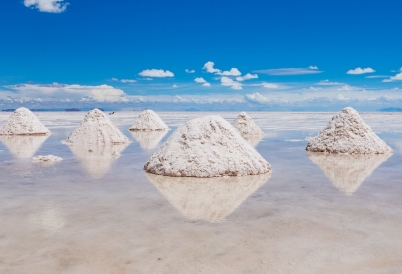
[306,107,393,154]
[144,115,271,177]
[129,109,168,131]
[232,112,264,136]
[63,108,131,145]
[0,107,50,135]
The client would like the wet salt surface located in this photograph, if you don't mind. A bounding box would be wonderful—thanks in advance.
[0,112,402,273]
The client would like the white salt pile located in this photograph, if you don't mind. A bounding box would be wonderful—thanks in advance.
[130,130,167,150]
[31,155,63,164]
[144,115,271,177]
[146,172,270,222]
[306,107,393,154]
[63,108,131,145]
[0,135,49,159]
[0,107,50,135]
[129,109,169,131]
[308,152,390,195]
[232,112,264,136]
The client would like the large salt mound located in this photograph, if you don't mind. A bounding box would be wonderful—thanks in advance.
[308,152,390,195]
[146,172,271,222]
[232,112,264,136]
[0,107,50,135]
[63,108,131,145]
[129,109,168,131]
[306,107,393,154]
[144,115,271,177]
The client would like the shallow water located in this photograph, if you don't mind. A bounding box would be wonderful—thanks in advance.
[0,112,401,274]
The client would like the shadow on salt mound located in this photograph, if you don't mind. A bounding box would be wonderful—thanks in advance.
[129,130,167,150]
[145,171,271,223]
[0,135,49,159]
[307,152,391,195]
[67,143,129,179]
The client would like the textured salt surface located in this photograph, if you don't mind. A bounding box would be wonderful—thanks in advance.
[146,172,271,222]
[308,152,391,195]
[129,130,167,150]
[0,107,50,135]
[31,155,63,164]
[129,109,169,131]
[232,112,264,136]
[145,115,271,177]
[306,107,393,154]
[63,109,131,145]
[0,135,49,159]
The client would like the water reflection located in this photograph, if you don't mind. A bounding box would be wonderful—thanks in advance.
[0,135,49,159]
[307,152,391,195]
[129,130,168,150]
[146,172,271,222]
[241,134,264,148]
[66,143,129,179]
[28,203,65,234]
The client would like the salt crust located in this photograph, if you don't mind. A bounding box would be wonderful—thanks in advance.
[146,172,271,222]
[232,112,264,136]
[32,155,63,164]
[0,135,49,159]
[306,107,393,154]
[129,109,169,131]
[308,152,390,195]
[130,130,167,150]
[63,108,131,145]
[0,107,50,135]
[144,115,271,177]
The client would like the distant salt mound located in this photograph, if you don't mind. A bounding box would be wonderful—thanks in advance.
[144,115,271,177]
[129,109,168,131]
[0,107,50,135]
[306,107,393,154]
[232,112,264,136]
[130,130,167,150]
[63,108,131,145]
[308,152,390,195]
[0,135,49,159]
[146,172,271,222]
[32,155,63,165]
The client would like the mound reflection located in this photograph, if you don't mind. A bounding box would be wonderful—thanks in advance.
[307,152,391,195]
[0,135,49,159]
[129,130,167,150]
[241,134,264,148]
[145,172,271,222]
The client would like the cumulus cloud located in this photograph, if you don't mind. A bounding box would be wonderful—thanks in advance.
[217,68,241,76]
[245,93,270,103]
[139,69,174,78]
[202,83,211,87]
[309,66,319,70]
[185,69,195,73]
[383,72,402,82]
[316,80,343,86]
[347,67,375,75]
[236,73,258,81]
[202,61,222,74]
[194,77,207,83]
[262,83,279,89]
[220,76,242,90]
[24,0,69,13]
[120,79,136,83]
[254,68,323,75]
[172,84,178,88]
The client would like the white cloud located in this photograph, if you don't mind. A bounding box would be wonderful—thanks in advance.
[309,66,319,70]
[262,83,278,89]
[172,84,178,88]
[245,92,270,103]
[202,83,211,87]
[236,73,258,81]
[220,76,242,90]
[203,61,222,74]
[24,0,69,13]
[185,69,195,73]
[139,69,174,78]
[217,68,241,76]
[365,75,390,79]
[316,80,343,86]
[383,72,402,82]
[120,79,136,83]
[194,77,207,83]
[254,68,323,75]
[347,67,375,75]
[111,78,119,81]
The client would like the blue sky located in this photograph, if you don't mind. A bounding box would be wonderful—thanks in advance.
[1,0,402,110]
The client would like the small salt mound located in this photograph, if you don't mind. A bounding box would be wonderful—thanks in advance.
[306,107,393,154]
[144,115,271,177]
[0,107,50,135]
[308,152,390,195]
[0,135,49,159]
[146,172,270,222]
[32,155,63,164]
[129,109,168,131]
[232,112,264,136]
[63,108,131,145]
[130,130,167,150]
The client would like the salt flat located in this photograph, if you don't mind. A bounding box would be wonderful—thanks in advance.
[0,111,401,274]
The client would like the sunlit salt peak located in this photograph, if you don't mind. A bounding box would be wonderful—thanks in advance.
[0,107,50,135]
[306,107,393,154]
[63,108,131,145]
[144,115,271,177]
[129,109,168,131]
[232,112,264,136]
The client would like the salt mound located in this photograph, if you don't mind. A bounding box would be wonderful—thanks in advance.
[130,130,167,150]
[144,115,271,177]
[0,107,50,135]
[308,152,390,195]
[146,172,271,222]
[306,107,393,154]
[32,155,63,164]
[63,108,131,145]
[232,112,264,136]
[0,135,49,159]
[129,109,168,131]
